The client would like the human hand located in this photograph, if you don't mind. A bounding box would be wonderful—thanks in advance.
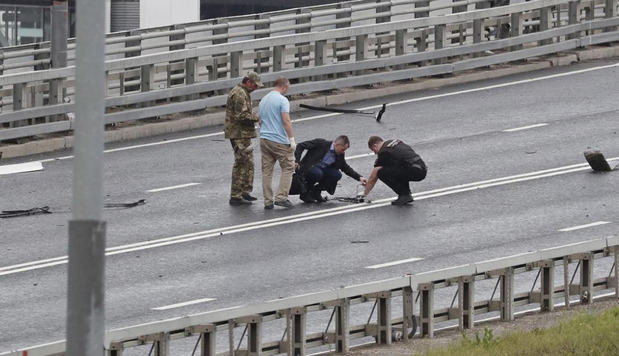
[359,177,368,185]
[289,137,297,151]
[295,162,300,170]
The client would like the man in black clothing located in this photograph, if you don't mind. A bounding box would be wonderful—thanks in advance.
[359,136,427,205]
[294,135,367,203]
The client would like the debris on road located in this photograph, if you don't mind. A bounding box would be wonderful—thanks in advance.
[584,150,615,172]
[0,206,51,218]
[104,199,146,209]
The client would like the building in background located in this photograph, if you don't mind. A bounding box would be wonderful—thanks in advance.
[0,0,349,47]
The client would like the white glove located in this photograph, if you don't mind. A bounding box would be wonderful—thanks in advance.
[289,137,297,151]
[243,143,255,153]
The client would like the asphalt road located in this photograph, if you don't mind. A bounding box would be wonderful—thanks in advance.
[1,59,618,352]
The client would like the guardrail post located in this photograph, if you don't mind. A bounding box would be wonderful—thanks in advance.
[376,291,392,345]
[230,51,242,79]
[108,342,123,356]
[540,260,555,312]
[563,257,571,308]
[419,283,434,338]
[567,1,581,40]
[605,0,618,32]
[334,2,352,65]
[452,0,468,45]
[10,83,27,128]
[295,9,311,74]
[335,298,350,352]
[140,333,169,356]
[288,307,306,356]
[458,276,475,330]
[228,320,236,356]
[254,14,271,73]
[273,45,285,73]
[500,268,514,321]
[355,34,368,75]
[433,25,446,65]
[141,64,155,92]
[192,325,217,356]
[579,253,594,304]
[375,0,392,57]
[402,286,414,340]
[395,29,407,57]
[185,57,198,100]
[213,19,229,80]
[247,316,263,356]
[314,40,327,81]
[613,246,619,299]
[511,12,523,51]
[472,2,489,57]
[539,7,554,46]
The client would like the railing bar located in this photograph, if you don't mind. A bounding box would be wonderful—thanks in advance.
[366,300,378,325]
[609,261,616,279]
[570,261,581,285]
[324,307,336,335]
[191,333,202,356]
[147,341,155,356]
[449,288,459,309]
[489,278,500,301]
[530,268,542,295]
[236,324,248,352]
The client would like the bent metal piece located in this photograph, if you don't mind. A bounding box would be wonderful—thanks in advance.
[0,206,51,218]
[584,151,614,172]
[299,103,387,122]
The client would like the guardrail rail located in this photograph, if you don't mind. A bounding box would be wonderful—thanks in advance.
[2,235,617,356]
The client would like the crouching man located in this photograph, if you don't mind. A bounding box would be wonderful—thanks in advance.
[294,135,367,203]
[358,136,427,205]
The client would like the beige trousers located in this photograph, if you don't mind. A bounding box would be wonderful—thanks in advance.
[260,138,295,205]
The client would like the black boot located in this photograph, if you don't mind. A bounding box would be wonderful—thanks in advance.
[391,194,413,206]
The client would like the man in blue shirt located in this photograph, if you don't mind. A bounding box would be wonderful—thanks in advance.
[259,77,296,209]
[293,136,367,203]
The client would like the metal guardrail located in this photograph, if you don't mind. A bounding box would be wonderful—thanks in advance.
[2,236,617,356]
[0,0,617,142]
[0,0,492,74]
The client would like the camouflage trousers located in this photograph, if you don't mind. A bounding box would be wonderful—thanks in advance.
[230,138,255,199]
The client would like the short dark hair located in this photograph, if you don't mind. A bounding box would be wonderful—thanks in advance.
[335,135,350,147]
[368,136,383,148]
[241,77,252,84]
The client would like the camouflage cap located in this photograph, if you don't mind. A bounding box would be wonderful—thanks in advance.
[246,71,264,87]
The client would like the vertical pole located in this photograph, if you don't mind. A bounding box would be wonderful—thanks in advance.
[254,14,270,73]
[153,334,169,356]
[376,292,392,345]
[185,57,198,100]
[540,262,555,312]
[511,12,523,51]
[355,34,368,76]
[228,321,236,356]
[273,45,285,73]
[314,40,327,81]
[564,257,571,308]
[49,0,68,122]
[460,277,475,329]
[335,299,350,353]
[473,1,489,56]
[247,317,262,356]
[567,1,581,40]
[539,7,553,46]
[433,25,446,65]
[402,287,414,340]
[66,2,106,356]
[614,246,619,299]
[375,0,392,57]
[500,269,514,321]
[420,284,434,338]
[200,326,216,356]
[230,51,242,79]
[288,308,306,356]
[580,254,594,304]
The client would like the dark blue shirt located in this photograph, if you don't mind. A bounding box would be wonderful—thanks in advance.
[319,142,336,168]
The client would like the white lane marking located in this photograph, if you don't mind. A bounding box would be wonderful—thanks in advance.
[365,257,424,269]
[558,221,612,232]
[33,62,618,164]
[151,298,216,311]
[146,183,201,193]
[0,161,43,175]
[2,156,618,277]
[503,123,549,132]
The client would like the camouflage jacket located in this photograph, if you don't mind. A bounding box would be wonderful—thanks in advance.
[224,85,259,139]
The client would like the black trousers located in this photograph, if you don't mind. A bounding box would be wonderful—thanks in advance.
[377,165,426,195]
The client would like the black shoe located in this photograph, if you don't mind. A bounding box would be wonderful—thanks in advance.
[299,192,316,203]
[229,197,252,206]
[242,193,257,201]
[274,199,294,208]
[264,203,274,210]
[310,189,327,203]
[391,194,414,206]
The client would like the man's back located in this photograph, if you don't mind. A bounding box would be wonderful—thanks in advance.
[259,90,290,144]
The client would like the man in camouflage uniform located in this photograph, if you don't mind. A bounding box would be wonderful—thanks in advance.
[225,72,263,205]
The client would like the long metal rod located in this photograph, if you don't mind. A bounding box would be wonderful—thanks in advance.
[65,0,107,354]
